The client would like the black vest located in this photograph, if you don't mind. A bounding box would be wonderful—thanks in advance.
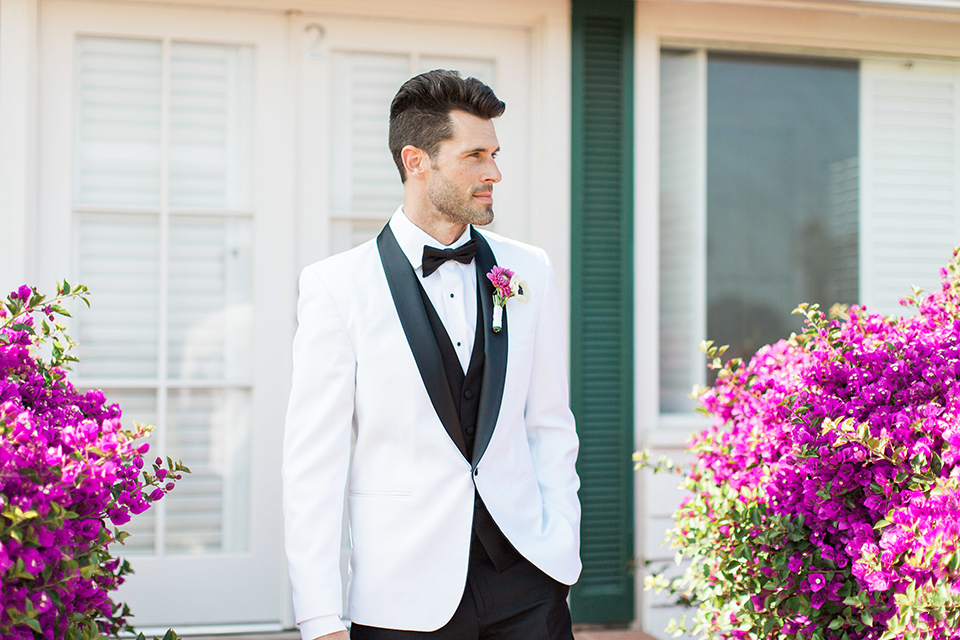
[417,281,520,571]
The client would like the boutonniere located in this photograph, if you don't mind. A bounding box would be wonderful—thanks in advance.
[486,266,530,333]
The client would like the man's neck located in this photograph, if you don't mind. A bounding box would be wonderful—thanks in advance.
[402,201,467,247]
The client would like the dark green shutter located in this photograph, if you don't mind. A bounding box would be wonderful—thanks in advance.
[569,0,635,626]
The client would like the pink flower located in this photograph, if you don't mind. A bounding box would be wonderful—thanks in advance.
[486,266,514,298]
[808,573,827,592]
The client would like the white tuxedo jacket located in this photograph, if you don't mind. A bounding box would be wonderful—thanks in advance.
[282,221,581,632]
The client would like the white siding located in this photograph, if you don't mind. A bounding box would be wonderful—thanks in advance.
[860,60,960,315]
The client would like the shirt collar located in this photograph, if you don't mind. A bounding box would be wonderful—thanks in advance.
[388,206,473,271]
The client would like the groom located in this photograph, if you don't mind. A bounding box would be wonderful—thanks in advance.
[282,70,581,640]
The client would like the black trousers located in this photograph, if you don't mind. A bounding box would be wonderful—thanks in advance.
[350,534,574,640]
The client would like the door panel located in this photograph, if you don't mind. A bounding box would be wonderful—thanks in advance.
[39,0,291,628]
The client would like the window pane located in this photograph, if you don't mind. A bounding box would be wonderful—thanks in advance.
[164,388,251,553]
[75,214,160,379]
[167,216,253,381]
[659,50,705,413]
[75,37,162,206]
[169,42,254,209]
[331,52,409,214]
[706,54,859,364]
[330,218,385,254]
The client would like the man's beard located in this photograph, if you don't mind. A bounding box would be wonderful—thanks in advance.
[427,169,494,227]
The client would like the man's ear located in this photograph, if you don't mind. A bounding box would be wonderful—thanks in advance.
[401,145,427,180]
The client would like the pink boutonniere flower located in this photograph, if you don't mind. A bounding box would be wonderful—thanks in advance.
[486,266,529,333]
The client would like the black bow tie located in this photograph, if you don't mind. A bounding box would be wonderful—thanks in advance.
[421,238,478,277]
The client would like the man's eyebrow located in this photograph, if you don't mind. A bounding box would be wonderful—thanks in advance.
[464,146,501,154]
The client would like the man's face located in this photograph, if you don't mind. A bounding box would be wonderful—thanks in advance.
[425,110,502,227]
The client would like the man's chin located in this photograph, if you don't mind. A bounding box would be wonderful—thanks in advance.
[473,211,495,227]
[438,205,494,227]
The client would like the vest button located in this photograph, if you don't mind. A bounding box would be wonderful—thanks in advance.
[466,426,476,436]
[463,389,474,399]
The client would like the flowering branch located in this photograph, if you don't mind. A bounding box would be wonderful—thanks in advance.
[0,283,189,639]
[637,248,960,640]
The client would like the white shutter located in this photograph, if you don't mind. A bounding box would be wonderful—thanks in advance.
[75,213,160,379]
[169,43,254,209]
[165,388,251,553]
[168,216,253,381]
[331,52,409,216]
[658,51,707,414]
[860,60,960,315]
[75,37,162,206]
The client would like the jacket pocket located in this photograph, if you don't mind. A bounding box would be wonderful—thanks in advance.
[348,489,413,498]
[510,332,536,350]
[509,469,537,487]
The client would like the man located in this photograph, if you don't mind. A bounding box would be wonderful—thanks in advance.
[282,70,581,640]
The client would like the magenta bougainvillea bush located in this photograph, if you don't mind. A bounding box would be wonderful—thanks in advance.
[641,252,960,640]
[0,283,186,639]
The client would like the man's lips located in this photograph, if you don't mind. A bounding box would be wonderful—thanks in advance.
[474,191,493,202]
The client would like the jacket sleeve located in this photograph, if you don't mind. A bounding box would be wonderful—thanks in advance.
[282,265,356,628]
[523,251,582,575]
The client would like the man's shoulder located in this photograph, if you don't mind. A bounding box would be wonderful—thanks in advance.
[474,228,551,277]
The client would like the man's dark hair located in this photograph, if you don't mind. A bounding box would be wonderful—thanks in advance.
[389,69,505,182]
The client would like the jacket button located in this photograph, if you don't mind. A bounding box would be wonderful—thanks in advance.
[466,426,476,436]
[463,389,474,399]
[474,469,479,476]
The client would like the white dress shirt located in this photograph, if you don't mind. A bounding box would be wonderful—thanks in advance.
[299,207,479,639]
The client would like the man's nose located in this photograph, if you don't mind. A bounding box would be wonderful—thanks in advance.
[483,158,502,184]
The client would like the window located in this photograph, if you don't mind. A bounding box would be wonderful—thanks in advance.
[73,36,254,553]
[659,50,859,413]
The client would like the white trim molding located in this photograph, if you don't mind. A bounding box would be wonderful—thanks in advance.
[0,0,39,295]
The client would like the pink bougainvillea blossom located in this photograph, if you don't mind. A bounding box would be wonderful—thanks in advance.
[0,282,186,638]
[642,250,960,640]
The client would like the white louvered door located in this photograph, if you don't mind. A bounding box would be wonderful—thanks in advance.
[39,2,290,630]
[860,60,960,315]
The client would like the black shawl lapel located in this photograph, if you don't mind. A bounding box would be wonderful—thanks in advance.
[471,229,507,468]
[377,225,468,458]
